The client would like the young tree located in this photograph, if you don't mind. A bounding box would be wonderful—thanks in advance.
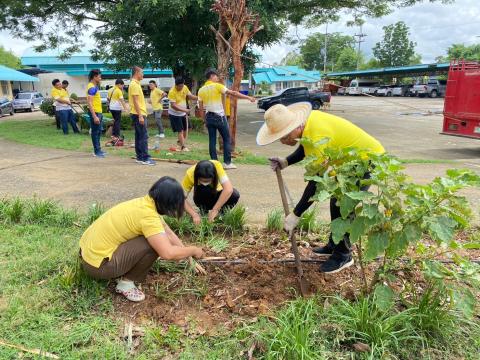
[447,43,480,61]
[336,48,364,71]
[0,46,21,69]
[373,21,416,67]
[300,33,356,71]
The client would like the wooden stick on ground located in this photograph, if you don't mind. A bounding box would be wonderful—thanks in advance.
[189,257,207,275]
[0,340,59,359]
[275,168,307,296]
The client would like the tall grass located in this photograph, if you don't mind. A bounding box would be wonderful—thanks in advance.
[265,208,283,232]
[221,205,246,235]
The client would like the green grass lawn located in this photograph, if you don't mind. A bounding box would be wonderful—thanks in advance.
[0,118,268,165]
[1,197,479,359]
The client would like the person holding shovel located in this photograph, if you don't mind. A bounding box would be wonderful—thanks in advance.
[256,103,384,274]
[182,160,240,224]
[79,176,204,302]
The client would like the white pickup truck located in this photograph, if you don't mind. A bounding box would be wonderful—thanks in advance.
[413,79,447,98]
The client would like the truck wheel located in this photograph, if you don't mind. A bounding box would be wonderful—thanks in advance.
[430,90,438,98]
[29,104,34,112]
[312,101,321,110]
[386,91,392,97]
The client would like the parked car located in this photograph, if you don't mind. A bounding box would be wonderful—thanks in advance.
[99,90,109,104]
[413,78,447,98]
[376,85,394,97]
[12,91,44,112]
[347,79,380,95]
[337,87,346,96]
[361,86,379,96]
[0,97,14,116]
[392,85,414,97]
[257,87,331,111]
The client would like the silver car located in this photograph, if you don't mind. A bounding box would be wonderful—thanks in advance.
[13,92,44,112]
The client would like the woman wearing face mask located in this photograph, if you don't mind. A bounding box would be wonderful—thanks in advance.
[182,160,240,224]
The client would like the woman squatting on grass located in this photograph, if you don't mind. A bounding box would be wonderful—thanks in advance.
[182,160,240,224]
[79,177,204,302]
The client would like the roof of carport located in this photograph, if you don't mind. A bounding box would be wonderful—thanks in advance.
[325,63,450,78]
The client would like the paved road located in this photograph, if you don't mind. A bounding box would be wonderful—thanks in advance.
[1,96,480,225]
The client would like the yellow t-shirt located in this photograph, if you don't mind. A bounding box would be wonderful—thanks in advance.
[79,196,165,268]
[168,85,191,116]
[198,80,228,115]
[51,87,70,110]
[86,82,102,113]
[302,111,385,163]
[128,79,147,116]
[109,87,124,111]
[150,88,165,111]
[182,160,229,193]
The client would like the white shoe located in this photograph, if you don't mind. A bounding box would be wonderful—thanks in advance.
[223,162,237,170]
[159,133,165,138]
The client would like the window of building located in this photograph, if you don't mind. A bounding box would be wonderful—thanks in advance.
[275,82,282,91]
[283,81,288,89]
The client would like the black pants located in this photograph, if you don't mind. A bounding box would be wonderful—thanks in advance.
[131,114,149,161]
[193,187,240,214]
[110,110,122,137]
[326,172,371,256]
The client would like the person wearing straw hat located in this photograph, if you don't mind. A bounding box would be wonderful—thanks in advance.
[257,103,384,274]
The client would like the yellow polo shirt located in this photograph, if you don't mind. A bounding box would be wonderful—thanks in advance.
[302,111,385,163]
[168,85,191,116]
[128,79,147,116]
[198,80,228,115]
[86,82,102,113]
[79,196,165,268]
[150,88,165,111]
[182,160,229,193]
[109,87,124,111]
[51,87,71,110]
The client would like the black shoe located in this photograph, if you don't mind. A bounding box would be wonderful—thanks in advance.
[312,244,334,257]
[320,253,354,274]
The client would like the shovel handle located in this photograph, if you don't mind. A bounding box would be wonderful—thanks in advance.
[275,168,290,216]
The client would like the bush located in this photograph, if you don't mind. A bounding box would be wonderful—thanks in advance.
[40,98,55,117]
[189,116,204,131]
[70,93,78,100]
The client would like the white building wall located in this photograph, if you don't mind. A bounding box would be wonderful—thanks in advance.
[37,73,89,98]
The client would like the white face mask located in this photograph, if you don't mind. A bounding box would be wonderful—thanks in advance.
[199,181,212,186]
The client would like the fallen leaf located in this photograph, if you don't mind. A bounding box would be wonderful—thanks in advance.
[353,342,371,352]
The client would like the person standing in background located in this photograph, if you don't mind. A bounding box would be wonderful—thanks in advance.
[129,66,155,166]
[108,79,128,140]
[51,79,79,135]
[168,77,198,152]
[86,69,106,158]
[148,80,166,138]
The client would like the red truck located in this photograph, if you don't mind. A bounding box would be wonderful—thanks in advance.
[442,60,480,139]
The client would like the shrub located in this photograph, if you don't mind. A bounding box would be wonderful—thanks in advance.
[221,205,246,235]
[189,116,204,131]
[70,93,78,100]
[40,98,55,117]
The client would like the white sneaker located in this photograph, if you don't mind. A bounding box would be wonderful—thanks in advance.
[159,133,165,138]
[223,162,237,170]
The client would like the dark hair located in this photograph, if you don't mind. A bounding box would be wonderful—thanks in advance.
[193,160,218,195]
[52,79,60,86]
[149,176,185,218]
[205,68,218,80]
[149,80,157,86]
[62,80,69,85]
[175,77,185,86]
[115,79,124,85]
[88,69,101,81]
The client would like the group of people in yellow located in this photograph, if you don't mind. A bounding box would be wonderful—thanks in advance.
[79,67,385,301]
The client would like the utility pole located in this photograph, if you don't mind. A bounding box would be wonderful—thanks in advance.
[354,24,366,71]
[323,23,328,74]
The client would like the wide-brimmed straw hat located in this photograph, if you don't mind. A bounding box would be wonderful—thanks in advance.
[256,102,312,146]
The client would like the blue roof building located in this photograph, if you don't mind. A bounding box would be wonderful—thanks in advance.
[252,66,321,93]
[0,65,38,100]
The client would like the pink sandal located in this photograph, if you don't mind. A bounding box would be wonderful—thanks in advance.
[115,286,145,302]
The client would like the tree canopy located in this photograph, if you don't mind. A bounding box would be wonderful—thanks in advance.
[0,45,21,69]
[372,21,417,67]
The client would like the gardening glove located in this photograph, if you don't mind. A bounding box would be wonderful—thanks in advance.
[269,157,288,171]
[284,213,300,232]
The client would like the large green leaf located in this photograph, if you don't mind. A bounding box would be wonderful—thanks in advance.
[427,216,457,242]
[350,216,367,244]
[331,218,351,244]
[360,204,379,219]
[365,231,389,261]
[346,191,375,201]
[312,190,330,202]
[453,288,476,319]
[339,196,358,218]
[374,284,395,312]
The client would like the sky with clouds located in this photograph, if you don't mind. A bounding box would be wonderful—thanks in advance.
[1,0,479,65]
